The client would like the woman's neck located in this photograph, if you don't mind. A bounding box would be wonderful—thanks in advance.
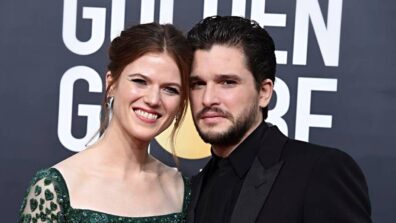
[89,123,154,176]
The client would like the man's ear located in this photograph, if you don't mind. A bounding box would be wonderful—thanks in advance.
[105,71,114,94]
[258,79,274,108]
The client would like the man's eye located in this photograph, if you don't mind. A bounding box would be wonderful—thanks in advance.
[221,80,237,86]
[163,87,180,95]
[190,81,205,89]
[131,78,147,85]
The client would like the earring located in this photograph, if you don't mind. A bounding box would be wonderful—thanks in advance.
[106,96,114,109]
[106,96,114,122]
[174,113,181,123]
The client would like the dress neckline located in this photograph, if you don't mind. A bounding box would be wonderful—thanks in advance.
[47,167,189,220]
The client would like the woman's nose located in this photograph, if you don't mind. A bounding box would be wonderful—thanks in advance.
[143,87,161,106]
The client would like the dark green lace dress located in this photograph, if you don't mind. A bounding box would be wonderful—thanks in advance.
[19,168,191,223]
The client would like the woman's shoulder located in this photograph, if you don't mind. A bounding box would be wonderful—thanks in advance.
[154,159,184,184]
[52,147,92,170]
[19,167,70,222]
[26,168,66,189]
[153,158,191,208]
[51,147,96,183]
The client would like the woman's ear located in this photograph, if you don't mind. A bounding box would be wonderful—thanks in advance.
[105,71,114,95]
[258,79,274,108]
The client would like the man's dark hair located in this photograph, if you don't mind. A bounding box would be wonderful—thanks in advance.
[187,16,276,119]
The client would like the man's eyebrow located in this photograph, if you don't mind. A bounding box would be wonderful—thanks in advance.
[189,74,242,82]
[189,75,202,81]
[214,74,241,81]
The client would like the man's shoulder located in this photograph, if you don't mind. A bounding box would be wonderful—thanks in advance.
[265,125,355,164]
[279,137,361,175]
[285,136,347,157]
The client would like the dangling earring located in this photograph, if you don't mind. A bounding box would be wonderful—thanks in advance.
[106,96,114,109]
[174,112,181,125]
[106,96,114,122]
[174,115,178,123]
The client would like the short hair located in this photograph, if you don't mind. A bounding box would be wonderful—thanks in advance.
[187,16,276,119]
[101,23,193,154]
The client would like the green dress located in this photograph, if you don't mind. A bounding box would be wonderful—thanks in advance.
[19,168,191,223]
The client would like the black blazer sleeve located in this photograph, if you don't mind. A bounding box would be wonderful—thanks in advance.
[303,149,371,223]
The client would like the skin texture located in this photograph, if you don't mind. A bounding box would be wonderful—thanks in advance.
[189,45,273,157]
[106,52,182,143]
[52,52,185,217]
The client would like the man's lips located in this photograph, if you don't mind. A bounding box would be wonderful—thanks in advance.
[197,107,229,120]
[200,112,225,119]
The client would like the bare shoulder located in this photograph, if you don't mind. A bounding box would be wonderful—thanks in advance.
[153,158,184,194]
[156,160,183,181]
[52,148,95,185]
[153,159,185,207]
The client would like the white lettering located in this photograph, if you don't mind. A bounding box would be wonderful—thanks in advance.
[251,0,287,27]
[140,0,174,24]
[110,0,126,40]
[250,0,288,64]
[275,51,288,65]
[160,0,174,23]
[232,0,246,17]
[293,0,343,66]
[58,66,102,152]
[140,0,155,23]
[268,77,290,136]
[62,0,106,55]
[295,77,338,141]
[203,0,218,18]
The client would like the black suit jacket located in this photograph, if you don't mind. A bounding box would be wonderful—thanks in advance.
[187,126,371,223]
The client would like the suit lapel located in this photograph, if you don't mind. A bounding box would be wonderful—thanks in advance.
[230,126,288,223]
[230,159,283,223]
[186,159,214,223]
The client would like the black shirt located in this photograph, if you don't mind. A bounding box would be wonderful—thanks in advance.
[195,122,268,223]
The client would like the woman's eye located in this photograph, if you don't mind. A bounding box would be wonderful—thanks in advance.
[131,78,147,85]
[163,87,180,95]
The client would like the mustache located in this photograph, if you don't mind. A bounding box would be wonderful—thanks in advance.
[196,107,232,120]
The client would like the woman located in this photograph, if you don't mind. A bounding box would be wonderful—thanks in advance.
[19,23,193,223]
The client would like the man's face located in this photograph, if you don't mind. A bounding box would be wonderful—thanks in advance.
[190,45,272,148]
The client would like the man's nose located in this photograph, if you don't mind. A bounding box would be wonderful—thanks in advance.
[202,84,219,107]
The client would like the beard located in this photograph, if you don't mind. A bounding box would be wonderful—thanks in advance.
[194,102,260,148]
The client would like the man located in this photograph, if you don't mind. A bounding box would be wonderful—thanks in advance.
[186,16,371,223]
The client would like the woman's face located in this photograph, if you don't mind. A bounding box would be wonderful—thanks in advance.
[107,52,182,142]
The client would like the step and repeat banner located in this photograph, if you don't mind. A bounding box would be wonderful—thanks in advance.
[1,0,395,222]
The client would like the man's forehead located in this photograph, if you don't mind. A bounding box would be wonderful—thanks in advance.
[193,44,244,56]
[190,73,241,80]
[191,45,249,76]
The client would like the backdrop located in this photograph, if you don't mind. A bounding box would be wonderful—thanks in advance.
[1,0,395,222]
